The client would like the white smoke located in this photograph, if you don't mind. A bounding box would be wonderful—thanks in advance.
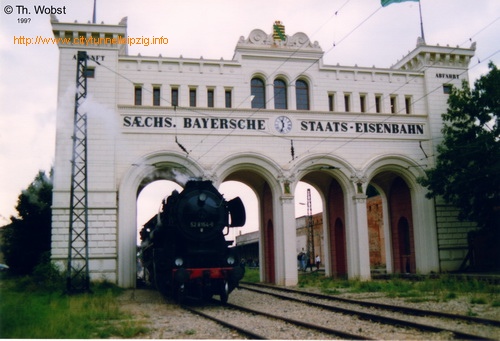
[79,94,119,135]
[137,167,197,188]
[172,169,193,186]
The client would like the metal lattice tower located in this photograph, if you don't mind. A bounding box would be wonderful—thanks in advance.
[66,51,90,293]
[306,188,315,265]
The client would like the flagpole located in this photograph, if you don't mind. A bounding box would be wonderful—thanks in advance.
[418,0,425,43]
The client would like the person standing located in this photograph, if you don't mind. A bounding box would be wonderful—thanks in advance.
[315,255,321,271]
[305,253,313,272]
[300,249,307,271]
[297,251,303,271]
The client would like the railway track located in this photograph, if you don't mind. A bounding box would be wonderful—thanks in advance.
[237,282,500,340]
[183,301,372,339]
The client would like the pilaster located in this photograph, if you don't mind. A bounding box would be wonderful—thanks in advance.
[349,172,371,280]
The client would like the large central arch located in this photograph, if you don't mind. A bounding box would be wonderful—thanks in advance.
[117,152,204,288]
[118,151,300,287]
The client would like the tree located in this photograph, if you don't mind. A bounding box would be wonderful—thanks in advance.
[2,170,53,275]
[418,63,499,270]
[419,63,499,231]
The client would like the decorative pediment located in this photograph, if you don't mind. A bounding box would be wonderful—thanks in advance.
[237,28,322,51]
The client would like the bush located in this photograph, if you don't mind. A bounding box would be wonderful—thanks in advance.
[2,171,52,275]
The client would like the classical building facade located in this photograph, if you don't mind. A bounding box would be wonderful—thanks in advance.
[51,16,477,288]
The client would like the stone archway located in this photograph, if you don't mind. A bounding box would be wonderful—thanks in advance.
[294,159,354,279]
[365,156,439,275]
[117,152,203,288]
[368,172,416,275]
[221,169,278,284]
[216,154,286,284]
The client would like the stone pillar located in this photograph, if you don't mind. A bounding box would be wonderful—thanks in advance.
[276,178,298,286]
[281,194,298,286]
[349,173,371,280]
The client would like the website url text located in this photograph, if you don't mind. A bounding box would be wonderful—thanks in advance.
[13,35,168,47]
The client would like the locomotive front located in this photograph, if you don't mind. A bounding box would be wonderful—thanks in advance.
[140,180,246,303]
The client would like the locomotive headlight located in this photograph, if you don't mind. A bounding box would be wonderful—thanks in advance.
[227,255,235,265]
[174,257,184,267]
[197,193,207,206]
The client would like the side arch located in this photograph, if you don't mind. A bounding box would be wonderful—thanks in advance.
[215,153,283,188]
[214,153,288,284]
[364,155,439,274]
[291,156,358,278]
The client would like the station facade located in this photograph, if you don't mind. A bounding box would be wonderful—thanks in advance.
[50,16,477,288]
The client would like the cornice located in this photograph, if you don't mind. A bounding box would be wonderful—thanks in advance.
[392,38,476,71]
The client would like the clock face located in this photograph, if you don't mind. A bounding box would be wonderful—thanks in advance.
[274,116,292,134]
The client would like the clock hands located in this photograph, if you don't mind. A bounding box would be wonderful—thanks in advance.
[275,116,291,134]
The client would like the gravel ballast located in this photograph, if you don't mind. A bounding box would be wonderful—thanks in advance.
[118,286,499,339]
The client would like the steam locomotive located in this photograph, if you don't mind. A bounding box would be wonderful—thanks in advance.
[139,180,246,303]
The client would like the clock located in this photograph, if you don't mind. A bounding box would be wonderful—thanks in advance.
[274,116,292,134]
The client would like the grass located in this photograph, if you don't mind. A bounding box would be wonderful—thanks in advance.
[0,275,148,338]
[242,268,500,307]
[4,266,496,338]
[242,267,261,283]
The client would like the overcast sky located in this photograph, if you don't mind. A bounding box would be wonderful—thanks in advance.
[1,0,499,228]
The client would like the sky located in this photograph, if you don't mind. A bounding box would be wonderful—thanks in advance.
[1,0,499,232]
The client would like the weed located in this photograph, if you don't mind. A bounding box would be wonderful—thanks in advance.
[184,329,197,335]
[470,296,487,305]
[323,288,341,295]
[445,292,457,300]
[405,297,433,303]
[466,308,478,317]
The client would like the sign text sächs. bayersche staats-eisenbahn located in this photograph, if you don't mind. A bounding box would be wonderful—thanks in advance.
[122,115,425,135]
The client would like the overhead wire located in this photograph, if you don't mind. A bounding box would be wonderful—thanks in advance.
[85,5,498,174]
[289,15,500,169]
[193,2,383,164]
[293,47,500,170]
[102,0,360,168]
[193,7,498,166]
[92,1,374,170]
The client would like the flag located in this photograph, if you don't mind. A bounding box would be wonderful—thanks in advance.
[381,0,425,42]
[381,0,419,7]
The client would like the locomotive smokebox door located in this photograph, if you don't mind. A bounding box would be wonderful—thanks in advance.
[227,197,246,227]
